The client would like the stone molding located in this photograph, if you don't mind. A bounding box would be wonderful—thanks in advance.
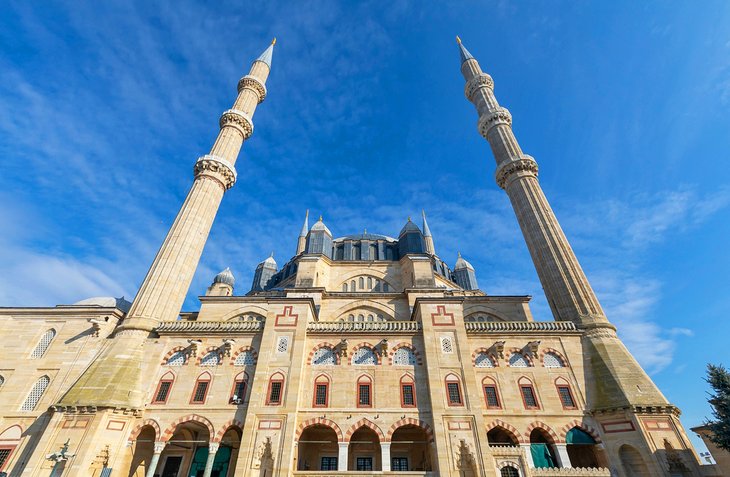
[581,327,619,340]
[495,155,539,189]
[156,319,262,334]
[478,106,512,138]
[193,155,237,190]
[465,320,576,334]
[465,73,494,100]
[532,468,611,476]
[219,108,254,138]
[237,75,267,102]
[307,320,421,334]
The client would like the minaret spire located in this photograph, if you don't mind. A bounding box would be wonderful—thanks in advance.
[458,38,670,411]
[422,209,435,255]
[59,40,276,409]
[296,209,309,254]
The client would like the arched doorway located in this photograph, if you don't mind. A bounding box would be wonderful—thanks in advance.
[487,426,519,446]
[215,426,241,477]
[158,420,212,477]
[128,425,156,477]
[565,427,601,468]
[619,444,651,477]
[390,425,432,471]
[348,427,381,471]
[297,425,339,471]
[529,428,558,468]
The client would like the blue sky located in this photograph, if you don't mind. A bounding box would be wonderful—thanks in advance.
[2,0,729,454]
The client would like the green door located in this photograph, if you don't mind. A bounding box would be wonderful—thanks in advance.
[211,446,232,477]
[188,447,208,477]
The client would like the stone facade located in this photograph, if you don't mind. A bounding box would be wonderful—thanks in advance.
[0,39,705,477]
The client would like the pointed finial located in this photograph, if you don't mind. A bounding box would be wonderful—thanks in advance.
[458,251,462,257]
[272,37,277,45]
[457,37,474,64]
[364,228,367,234]
[256,40,276,67]
[270,251,274,257]
[319,215,323,222]
[408,216,412,222]
[456,35,462,44]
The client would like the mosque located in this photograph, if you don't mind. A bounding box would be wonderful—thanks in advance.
[0,38,706,477]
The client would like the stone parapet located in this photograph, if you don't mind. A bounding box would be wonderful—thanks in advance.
[531,468,611,477]
[307,320,421,334]
[155,320,263,334]
[465,321,578,334]
[292,473,433,477]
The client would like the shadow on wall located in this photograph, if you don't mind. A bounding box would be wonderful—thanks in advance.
[10,412,52,477]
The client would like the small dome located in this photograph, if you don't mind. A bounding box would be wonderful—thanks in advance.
[399,217,422,236]
[72,296,132,313]
[213,267,235,286]
[334,233,396,242]
[454,252,475,270]
[310,216,332,235]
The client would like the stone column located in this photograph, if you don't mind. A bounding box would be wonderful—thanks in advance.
[202,442,220,477]
[145,442,166,477]
[381,442,391,471]
[520,443,535,468]
[338,443,348,471]
[555,444,571,468]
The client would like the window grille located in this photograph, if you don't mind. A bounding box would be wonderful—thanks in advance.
[233,380,246,401]
[475,352,495,368]
[509,353,529,367]
[312,347,336,366]
[557,385,575,408]
[356,457,373,471]
[543,352,565,368]
[321,457,338,470]
[401,384,415,406]
[501,466,519,477]
[0,375,4,387]
[154,381,172,403]
[192,381,209,402]
[31,329,56,358]
[352,347,377,365]
[393,347,416,366]
[0,448,12,469]
[484,385,500,408]
[440,337,453,354]
[276,337,289,353]
[521,385,538,408]
[358,384,371,406]
[234,350,256,366]
[447,382,462,405]
[391,457,408,471]
[166,351,186,366]
[268,381,282,404]
[21,376,50,411]
[315,384,328,406]
[200,351,220,366]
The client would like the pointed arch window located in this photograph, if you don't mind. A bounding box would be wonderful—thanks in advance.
[509,352,530,368]
[518,377,539,409]
[313,374,330,407]
[30,329,56,359]
[230,372,248,404]
[166,350,186,366]
[266,372,285,405]
[445,374,463,406]
[200,351,220,366]
[400,374,416,407]
[543,352,565,368]
[475,352,495,368]
[21,376,50,411]
[152,372,175,404]
[312,346,337,366]
[352,347,377,365]
[393,347,417,366]
[482,377,501,409]
[357,375,373,407]
[234,350,256,366]
[190,372,211,404]
[555,378,576,409]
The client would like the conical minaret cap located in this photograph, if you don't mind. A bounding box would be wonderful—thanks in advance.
[299,210,310,237]
[456,36,474,64]
[213,267,235,286]
[255,38,276,68]
[421,210,433,237]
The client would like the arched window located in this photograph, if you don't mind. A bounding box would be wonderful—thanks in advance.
[200,351,220,366]
[518,377,539,409]
[166,350,186,366]
[231,372,248,404]
[267,372,285,405]
[312,347,337,366]
[352,347,377,365]
[555,378,577,409]
[234,350,256,366]
[313,374,329,407]
[359,277,365,289]
[543,352,565,368]
[367,314,374,321]
[501,466,519,477]
[342,283,348,292]
[482,377,501,409]
[400,374,416,407]
[509,353,530,367]
[358,314,365,322]
[348,314,355,322]
[30,329,56,359]
[190,372,211,404]
[367,277,373,289]
[350,280,356,291]
[393,347,417,366]
[20,376,50,411]
[152,372,175,404]
[357,375,372,407]
[445,374,463,406]
[475,352,495,368]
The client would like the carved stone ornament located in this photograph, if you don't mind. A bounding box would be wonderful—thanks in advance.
[455,438,475,470]
[337,339,349,358]
[495,155,539,189]
[465,73,494,101]
[219,108,254,139]
[523,340,540,359]
[237,75,267,102]
[478,106,512,139]
[194,155,237,190]
[490,340,506,359]
[377,339,388,356]
[582,327,618,340]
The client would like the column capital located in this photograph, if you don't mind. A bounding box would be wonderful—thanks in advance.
[194,154,237,190]
[237,75,267,103]
[153,441,166,454]
[219,108,254,139]
[495,155,538,189]
[208,442,220,453]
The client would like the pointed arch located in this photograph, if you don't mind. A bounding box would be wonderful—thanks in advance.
[486,419,525,444]
[0,425,23,440]
[559,420,602,443]
[388,342,422,365]
[386,418,434,443]
[307,342,340,365]
[540,348,569,368]
[349,342,380,365]
[525,421,560,443]
[231,346,258,366]
[213,419,244,443]
[344,418,385,443]
[30,329,56,358]
[128,419,162,444]
[295,418,344,442]
[473,347,499,368]
[161,346,188,365]
[160,414,215,442]
[507,348,532,367]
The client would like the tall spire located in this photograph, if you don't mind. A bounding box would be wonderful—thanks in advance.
[299,209,309,236]
[296,209,309,255]
[255,38,276,68]
[422,210,435,254]
[456,35,474,64]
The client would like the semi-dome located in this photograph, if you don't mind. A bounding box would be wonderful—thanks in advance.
[454,252,475,270]
[213,267,235,286]
[72,296,132,312]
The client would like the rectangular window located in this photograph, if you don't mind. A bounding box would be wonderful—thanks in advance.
[447,382,462,405]
[358,384,371,407]
[401,384,415,407]
[356,457,373,471]
[320,456,338,470]
[521,385,538,409]
[153,381,172,403]
[191,381,209,403]
[484,385,500,408]
[231,380,246,402]
[0,447,14,471]
[268,381,283,405]
[557,385,576,408]
[315,384,328,407]
[391,457,408,471]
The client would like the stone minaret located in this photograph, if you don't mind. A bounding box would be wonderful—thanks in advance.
[58,40,275,409]
[457,37,670,411]
[296,209,309,254]
[422,209,435,255]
